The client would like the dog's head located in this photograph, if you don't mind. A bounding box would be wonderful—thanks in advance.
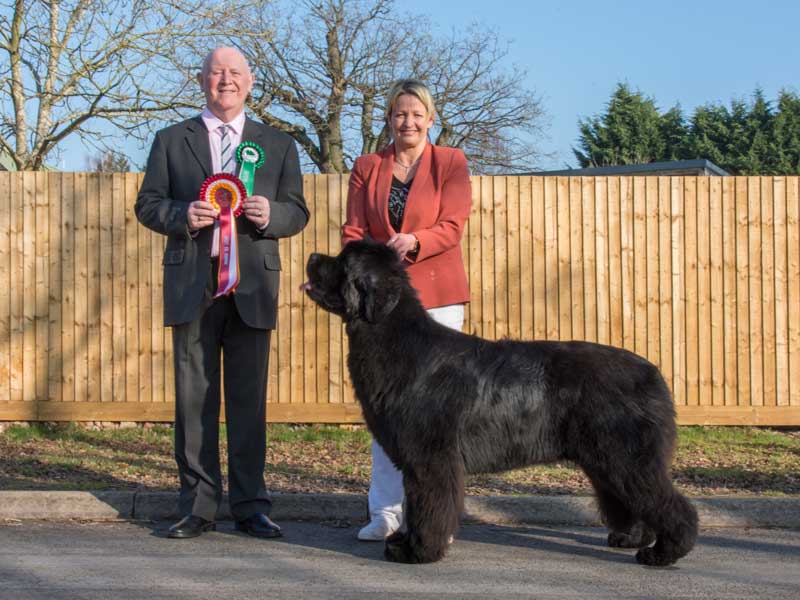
[303,240,408,323]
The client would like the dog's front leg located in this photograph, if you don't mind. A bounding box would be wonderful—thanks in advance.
[384,452,464,564]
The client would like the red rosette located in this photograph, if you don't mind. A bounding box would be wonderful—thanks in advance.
[199,173,246,217]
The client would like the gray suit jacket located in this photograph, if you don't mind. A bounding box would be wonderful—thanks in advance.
[135,116,309,328]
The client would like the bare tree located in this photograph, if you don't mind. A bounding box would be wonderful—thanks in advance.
[231,0,546,174]
[0,0,243,170]
[87,149,131,172]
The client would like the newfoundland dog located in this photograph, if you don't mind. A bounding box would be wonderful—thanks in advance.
[303,240,697,566]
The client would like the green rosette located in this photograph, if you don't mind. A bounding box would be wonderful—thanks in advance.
[235,141,265,196]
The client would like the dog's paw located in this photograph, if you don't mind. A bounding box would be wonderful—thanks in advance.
[635,546,677,567]
[384,538,416,563]
[608,527,656,549]
[386,530,407,545]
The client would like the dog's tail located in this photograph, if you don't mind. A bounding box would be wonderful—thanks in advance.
[637,487,699,567]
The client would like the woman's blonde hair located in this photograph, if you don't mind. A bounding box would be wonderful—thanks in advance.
[385,79,436,122]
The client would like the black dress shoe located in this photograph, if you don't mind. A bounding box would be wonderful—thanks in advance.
[167,515,216,539]
[235,513,283,539]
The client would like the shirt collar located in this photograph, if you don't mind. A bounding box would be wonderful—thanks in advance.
[201,107,246,136]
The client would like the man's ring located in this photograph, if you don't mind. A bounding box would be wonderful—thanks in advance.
[257,210,262,216]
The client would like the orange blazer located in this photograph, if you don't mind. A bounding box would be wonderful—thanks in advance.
[342,143,472,309]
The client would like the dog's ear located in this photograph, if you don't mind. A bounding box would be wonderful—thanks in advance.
[345,270,400,323]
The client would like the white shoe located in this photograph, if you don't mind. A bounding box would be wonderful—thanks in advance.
[357,516,400,541]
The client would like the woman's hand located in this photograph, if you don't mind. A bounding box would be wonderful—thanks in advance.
[387,232,418,259]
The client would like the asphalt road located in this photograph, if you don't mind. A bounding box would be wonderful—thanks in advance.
[1,520,798,599]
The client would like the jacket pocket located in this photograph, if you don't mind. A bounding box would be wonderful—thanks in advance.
[264,253,281,271]
[162,249,185,265]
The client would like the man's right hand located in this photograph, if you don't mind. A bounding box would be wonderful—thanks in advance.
[187,200,219,232]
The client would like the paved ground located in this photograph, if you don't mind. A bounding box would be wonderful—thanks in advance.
[1,520,798,599]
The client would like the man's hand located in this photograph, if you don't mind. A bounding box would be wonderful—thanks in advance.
[243,194,271,229]
[187,200,219,232]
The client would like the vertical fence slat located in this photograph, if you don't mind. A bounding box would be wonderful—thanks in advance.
[748,177,764,406]
[618,177,634,351]
[87,174,101,403]
[531,177,547,340]
[684,177,699,407]
[493,176,508,340]
[98,175,113,403]
[607,177,623,348]
[468,176,482,337]
[0,172,10,402]
[633,178,647,357]
[11,172,22,403]
[581,177,596,342]
[60,174,75,403]
[787,177,800,406]
[48,173,62,404]
[480,176,495,339]
[644,178,659,365]
[723,177,738,406]
[545,177,560,340]
[111,174,126,404]
[315,175,330,406]
[506,176,520,338]
[774,177,789,407]
[761,177,776,406]
[124,174,139,405]
[34,172,48,403]
[596,177,611,346]
[74,173,90,404]
[735,177,751,406]
[696,177,712,406]
[658,177,674,394]
[570,177,584,340]
[519,177,534,340]
[709,178,725,406]
[23,172,37,403]
[557,177,571,339]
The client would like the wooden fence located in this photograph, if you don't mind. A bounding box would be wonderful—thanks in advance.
[1,172,798,425]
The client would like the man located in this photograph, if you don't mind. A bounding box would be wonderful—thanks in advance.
[135,47,309,539]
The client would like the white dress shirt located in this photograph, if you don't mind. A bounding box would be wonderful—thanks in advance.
[200,107,246,256]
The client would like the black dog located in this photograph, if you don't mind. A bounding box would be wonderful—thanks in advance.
[303,240,698,566]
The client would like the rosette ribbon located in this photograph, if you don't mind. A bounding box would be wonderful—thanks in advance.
[199,173,246,297]
[235,141,265,196]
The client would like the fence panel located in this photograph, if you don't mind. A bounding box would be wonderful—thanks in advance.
[1,173,798,425]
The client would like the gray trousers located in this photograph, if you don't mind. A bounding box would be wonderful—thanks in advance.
[171,294,272,522]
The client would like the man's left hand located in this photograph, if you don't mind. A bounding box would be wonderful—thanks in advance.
[243,195,270,229]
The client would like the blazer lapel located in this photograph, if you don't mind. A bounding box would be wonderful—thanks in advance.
[376,145,395,234]
[401,143,432,233]
[185,116,212,178]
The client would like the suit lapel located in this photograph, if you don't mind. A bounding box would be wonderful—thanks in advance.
[401,143,432,233]
[376,145,395,234]
[185,116,212,178]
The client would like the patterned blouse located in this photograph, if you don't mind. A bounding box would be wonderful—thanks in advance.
[388,176,413,231]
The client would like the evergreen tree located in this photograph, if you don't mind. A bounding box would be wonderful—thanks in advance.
[573,83,685,167]
[773,91,800,175]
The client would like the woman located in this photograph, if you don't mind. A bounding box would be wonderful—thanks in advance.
[342,79,472,541]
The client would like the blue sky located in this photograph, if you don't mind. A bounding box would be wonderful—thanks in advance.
[60,0,799,171]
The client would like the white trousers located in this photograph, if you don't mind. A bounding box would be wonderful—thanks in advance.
[367,303,465,523]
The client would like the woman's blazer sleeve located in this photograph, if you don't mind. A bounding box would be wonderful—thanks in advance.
[341,156,369,245]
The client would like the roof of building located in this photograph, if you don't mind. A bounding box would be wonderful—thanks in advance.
[524,159,729,177]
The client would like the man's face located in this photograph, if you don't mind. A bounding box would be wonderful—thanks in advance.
[198,48,254,120]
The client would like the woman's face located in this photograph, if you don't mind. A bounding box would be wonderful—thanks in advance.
[389,93,434,150]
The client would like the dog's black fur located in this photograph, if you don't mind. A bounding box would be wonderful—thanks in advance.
[304,240,698,566]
